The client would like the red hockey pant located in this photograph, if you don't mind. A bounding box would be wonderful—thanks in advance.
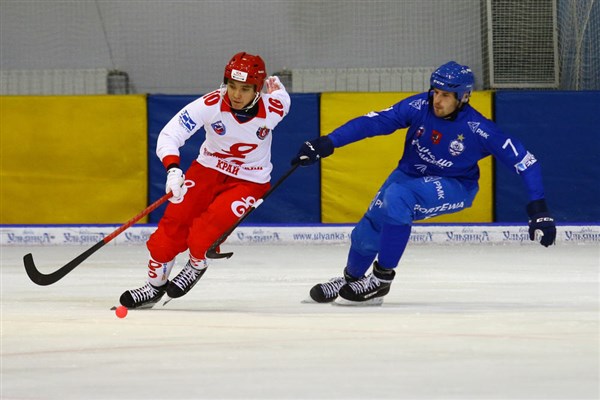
[147,161,269,262]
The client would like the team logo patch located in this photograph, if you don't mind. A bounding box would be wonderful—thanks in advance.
[449,134,465,156]
[179,110,197,132]
[211,121,226,135]
[431,129,443,145]
[231,196,258,217]
[256,126,270,140]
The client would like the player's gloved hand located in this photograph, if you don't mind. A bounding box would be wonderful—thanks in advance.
[266,76,285,94]
[166,167,187,204]
[291,136,334,166]
[526,199,556,247]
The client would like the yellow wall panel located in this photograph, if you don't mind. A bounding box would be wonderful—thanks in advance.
[1,95,147,224]
[321,92,494,223]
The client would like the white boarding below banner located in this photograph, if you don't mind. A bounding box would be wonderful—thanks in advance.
[1,224,599,246]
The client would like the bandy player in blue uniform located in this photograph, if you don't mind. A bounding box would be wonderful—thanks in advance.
[293,61,557,306]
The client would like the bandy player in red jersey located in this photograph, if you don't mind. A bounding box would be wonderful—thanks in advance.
[120,52,291,309]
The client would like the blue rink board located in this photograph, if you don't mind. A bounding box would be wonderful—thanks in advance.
[494,91,600,222]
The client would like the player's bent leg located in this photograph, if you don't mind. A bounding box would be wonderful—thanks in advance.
[119,257,174,309]
[335,261,396,306]
[166,254,208,299]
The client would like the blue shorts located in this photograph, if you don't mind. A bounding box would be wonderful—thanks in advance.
[351,168,478,254]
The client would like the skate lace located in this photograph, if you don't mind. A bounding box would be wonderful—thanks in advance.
[173,264,201,291]
[321,277,345,298]
[130,283,159,303]
[347,274,380,294]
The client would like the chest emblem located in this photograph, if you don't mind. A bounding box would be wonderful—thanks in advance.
[449,134,466,156]
[211,121,226,135]
[256,126,271,140]
[431,129,443,145]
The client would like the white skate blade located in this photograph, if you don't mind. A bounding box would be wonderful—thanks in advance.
[334,297,384,307]
[301,297,317,304]
[162,296,174,306]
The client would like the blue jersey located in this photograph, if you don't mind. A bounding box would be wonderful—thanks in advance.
[328,92,545,201]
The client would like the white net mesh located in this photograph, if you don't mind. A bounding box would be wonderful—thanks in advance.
[557,0,600,90]
[0,0,485,94]
[0,0,597,93]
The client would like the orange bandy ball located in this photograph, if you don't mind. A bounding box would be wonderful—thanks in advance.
[115,306,128,318]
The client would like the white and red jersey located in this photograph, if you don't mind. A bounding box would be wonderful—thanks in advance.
[156,85,291,183]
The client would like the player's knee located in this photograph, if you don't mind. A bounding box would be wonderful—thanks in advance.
[147,241,177,263]
[187,224,222,259]
[381,184,415,225]
[350,218,379,255]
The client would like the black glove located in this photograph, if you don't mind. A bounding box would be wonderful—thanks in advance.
[527,199,556,247]
[291,136,334,166]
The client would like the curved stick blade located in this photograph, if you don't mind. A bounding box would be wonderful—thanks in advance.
[205,249,233,259]
[23,253,65,286]
[23,241,105,286]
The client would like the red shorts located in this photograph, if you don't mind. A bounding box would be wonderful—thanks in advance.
[147,161,269,262]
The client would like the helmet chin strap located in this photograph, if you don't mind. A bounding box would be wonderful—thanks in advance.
[220,84,261,111]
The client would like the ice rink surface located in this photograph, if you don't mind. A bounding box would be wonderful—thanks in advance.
[1,242,599,400]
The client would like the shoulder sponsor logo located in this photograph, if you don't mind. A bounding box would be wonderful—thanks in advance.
[514,151,537,173]
[468,121,489,139]
[179,110,197,132]
[409,99,427,110]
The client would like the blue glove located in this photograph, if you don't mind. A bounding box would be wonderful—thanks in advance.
[291,136,335,166]
[527,199,556,247]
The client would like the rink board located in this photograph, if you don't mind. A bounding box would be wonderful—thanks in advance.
[2,224,598,246]
[0,95,148,224]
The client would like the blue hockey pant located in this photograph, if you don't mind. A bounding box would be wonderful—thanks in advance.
[345,168,478,278]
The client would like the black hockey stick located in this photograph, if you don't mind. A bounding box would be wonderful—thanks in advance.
[205,163,300,259]
[23,192,173,286]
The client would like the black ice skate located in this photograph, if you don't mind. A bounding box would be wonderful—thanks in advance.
[165,260,208,300]
[336,262,395,306]
[307,276,346,303]
[305,268,357,303]
[120,282,167,309]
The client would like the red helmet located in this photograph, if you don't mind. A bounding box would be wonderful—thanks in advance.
[224,52,267,92]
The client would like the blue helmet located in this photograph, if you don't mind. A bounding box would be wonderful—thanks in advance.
[430,61,474,102]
